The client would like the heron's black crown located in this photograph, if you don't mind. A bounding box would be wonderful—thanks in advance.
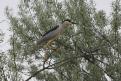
[63,19,77,24]
[62,19,71,23]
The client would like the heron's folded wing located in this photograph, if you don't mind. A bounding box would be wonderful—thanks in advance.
[42,25,59,37]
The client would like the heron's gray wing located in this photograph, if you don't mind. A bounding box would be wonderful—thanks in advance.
[37,25,59,45]
[42,25,59,37]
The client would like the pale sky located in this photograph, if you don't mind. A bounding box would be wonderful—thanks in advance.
[0,0,19,52]
[94,0,112,15]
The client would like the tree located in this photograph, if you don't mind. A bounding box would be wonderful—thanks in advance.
[0,30,8,81]
[5,0,121,81]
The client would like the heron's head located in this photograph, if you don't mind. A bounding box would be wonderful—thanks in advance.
[62,19,76,27]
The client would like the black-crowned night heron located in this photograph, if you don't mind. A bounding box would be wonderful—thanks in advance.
[37,19,76,47]
[35,19,76,63]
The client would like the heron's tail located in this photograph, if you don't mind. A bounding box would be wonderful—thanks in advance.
[32,38,52,63]
[31,38,45,54]
[36,38,46,45]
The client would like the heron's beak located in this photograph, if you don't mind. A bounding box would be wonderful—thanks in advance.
[71,22,77,24]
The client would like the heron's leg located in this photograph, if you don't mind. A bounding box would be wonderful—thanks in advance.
[43,39,61,66]
[43,40,53,65]
[45,40,58,51]
[51,43,62,52]
[47,40,58,50]
[43,40,53,48]
[52,45,61,51]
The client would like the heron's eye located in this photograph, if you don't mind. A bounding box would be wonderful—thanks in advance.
[68,20,71,22]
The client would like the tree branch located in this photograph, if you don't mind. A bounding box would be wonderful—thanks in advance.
[25,55,84,81]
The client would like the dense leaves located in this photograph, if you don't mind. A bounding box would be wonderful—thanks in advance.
[2,0,121,81]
